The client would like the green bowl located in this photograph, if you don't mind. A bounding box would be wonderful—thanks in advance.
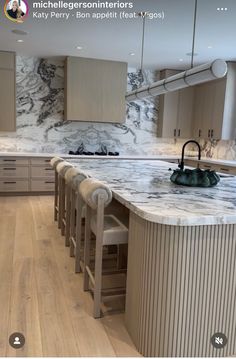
[170,168,220,187]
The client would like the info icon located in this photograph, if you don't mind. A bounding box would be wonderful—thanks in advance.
[9,332,25,349]
[211,332,227,349]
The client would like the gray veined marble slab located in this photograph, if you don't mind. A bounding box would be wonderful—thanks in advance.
[68,159,236,226]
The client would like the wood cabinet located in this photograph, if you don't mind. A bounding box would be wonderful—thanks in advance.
[158,70,194,138]
[192,78,226,140]
[0,156,55,194]
[184,159,236,175]
[159,62,236,140]
[65,56,127,123]
[0,52,16,132]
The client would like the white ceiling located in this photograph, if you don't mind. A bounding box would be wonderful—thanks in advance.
[0,0,236,70]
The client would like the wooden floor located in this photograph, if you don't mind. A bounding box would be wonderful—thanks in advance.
[0,196,140,357]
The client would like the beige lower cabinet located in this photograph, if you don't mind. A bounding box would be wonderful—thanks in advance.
[30,158,55,192]
[0,156,55,194]
[185,159,236,175]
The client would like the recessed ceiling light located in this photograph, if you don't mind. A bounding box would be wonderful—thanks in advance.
[179,58,183,62]
[129,52,135,56]
[11,29,28,35]
[17,39,24,43]
[208,45,213,49]
[76,46,83,50]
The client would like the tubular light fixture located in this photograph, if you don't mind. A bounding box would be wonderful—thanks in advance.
[126,1,228,102]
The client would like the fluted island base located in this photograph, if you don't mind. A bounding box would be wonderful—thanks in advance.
[125,212,236,357]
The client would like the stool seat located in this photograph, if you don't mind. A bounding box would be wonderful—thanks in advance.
[91,214,128,245]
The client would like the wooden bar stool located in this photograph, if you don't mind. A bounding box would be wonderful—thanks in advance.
[64,168,88,249]
[50,156,64,221]
[68,170,89,273]
[56,161,73,235]
[79,178,129,318]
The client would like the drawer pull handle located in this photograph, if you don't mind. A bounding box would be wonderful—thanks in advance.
[45,168,53,171]
[3,181,16,184]
[220,168,229,172]
[204,165,211,169]
[45,181,55,184]
[44,160,51,162]
[3,168,16,170]
[3,159,16,162]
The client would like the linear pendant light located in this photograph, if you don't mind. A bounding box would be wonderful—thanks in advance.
[126,59,228,101]
[126,0,228,102]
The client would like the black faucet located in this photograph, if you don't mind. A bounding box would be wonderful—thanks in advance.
[178,140,201,170]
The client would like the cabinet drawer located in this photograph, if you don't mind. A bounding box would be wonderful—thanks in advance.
[0,166,29,178]
[0,157,29,165]
[30,158,53,166]
[31,166,54,178]
[201,163,213,170]
[31,179,55,192]
[0,180,29,192]
[185,159,199,168]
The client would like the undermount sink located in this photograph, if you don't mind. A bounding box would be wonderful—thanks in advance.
[170,168,220,187]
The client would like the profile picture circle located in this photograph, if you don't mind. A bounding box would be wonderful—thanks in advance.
[4,0,29,23]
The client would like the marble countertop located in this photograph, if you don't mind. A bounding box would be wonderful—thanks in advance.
[0,152,179,160]
[0,151,235,167]
[67,158,236,226]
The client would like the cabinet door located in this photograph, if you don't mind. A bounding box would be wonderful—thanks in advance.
[211,78,226,139]
[193,82,214,139]
[202,82,215,139]
[192,85,205,138]
[0,69,16,131]
[177,87,194,138]
[160,91,179,137]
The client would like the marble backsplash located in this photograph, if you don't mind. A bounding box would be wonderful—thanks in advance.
[0,56,235,160]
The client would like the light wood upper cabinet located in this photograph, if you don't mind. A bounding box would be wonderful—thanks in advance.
[159,62,236,140]
[0,51,16,132]
[158,69,194,138]
[177,87,194,138]
[193,78,227,140]
[65,57,127,123]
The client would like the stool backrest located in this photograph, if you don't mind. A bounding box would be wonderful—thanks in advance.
[56,161,73,175]
[65,167,80,184]
[79,178,112,210]
[50,156,64,169]
[79,178,112,239]
[71,171,89,192]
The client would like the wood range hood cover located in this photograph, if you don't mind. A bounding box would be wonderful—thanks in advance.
[65,56,127,124]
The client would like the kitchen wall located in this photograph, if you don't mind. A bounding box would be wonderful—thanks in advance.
[0,56,235,160]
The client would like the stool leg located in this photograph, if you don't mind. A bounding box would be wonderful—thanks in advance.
[60,178,66,235]
[75,195,84,273]
[84,205,91,291]
[93,234,103,318]
[54,171,58,221]
[69,190,76,257]
[93,195,105,318]
[58,176,62,229]
[65,185,71,246]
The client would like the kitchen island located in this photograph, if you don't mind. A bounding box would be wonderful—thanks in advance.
[68,158,236,357]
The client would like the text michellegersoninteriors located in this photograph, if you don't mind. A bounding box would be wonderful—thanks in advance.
[32,1,134,10]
